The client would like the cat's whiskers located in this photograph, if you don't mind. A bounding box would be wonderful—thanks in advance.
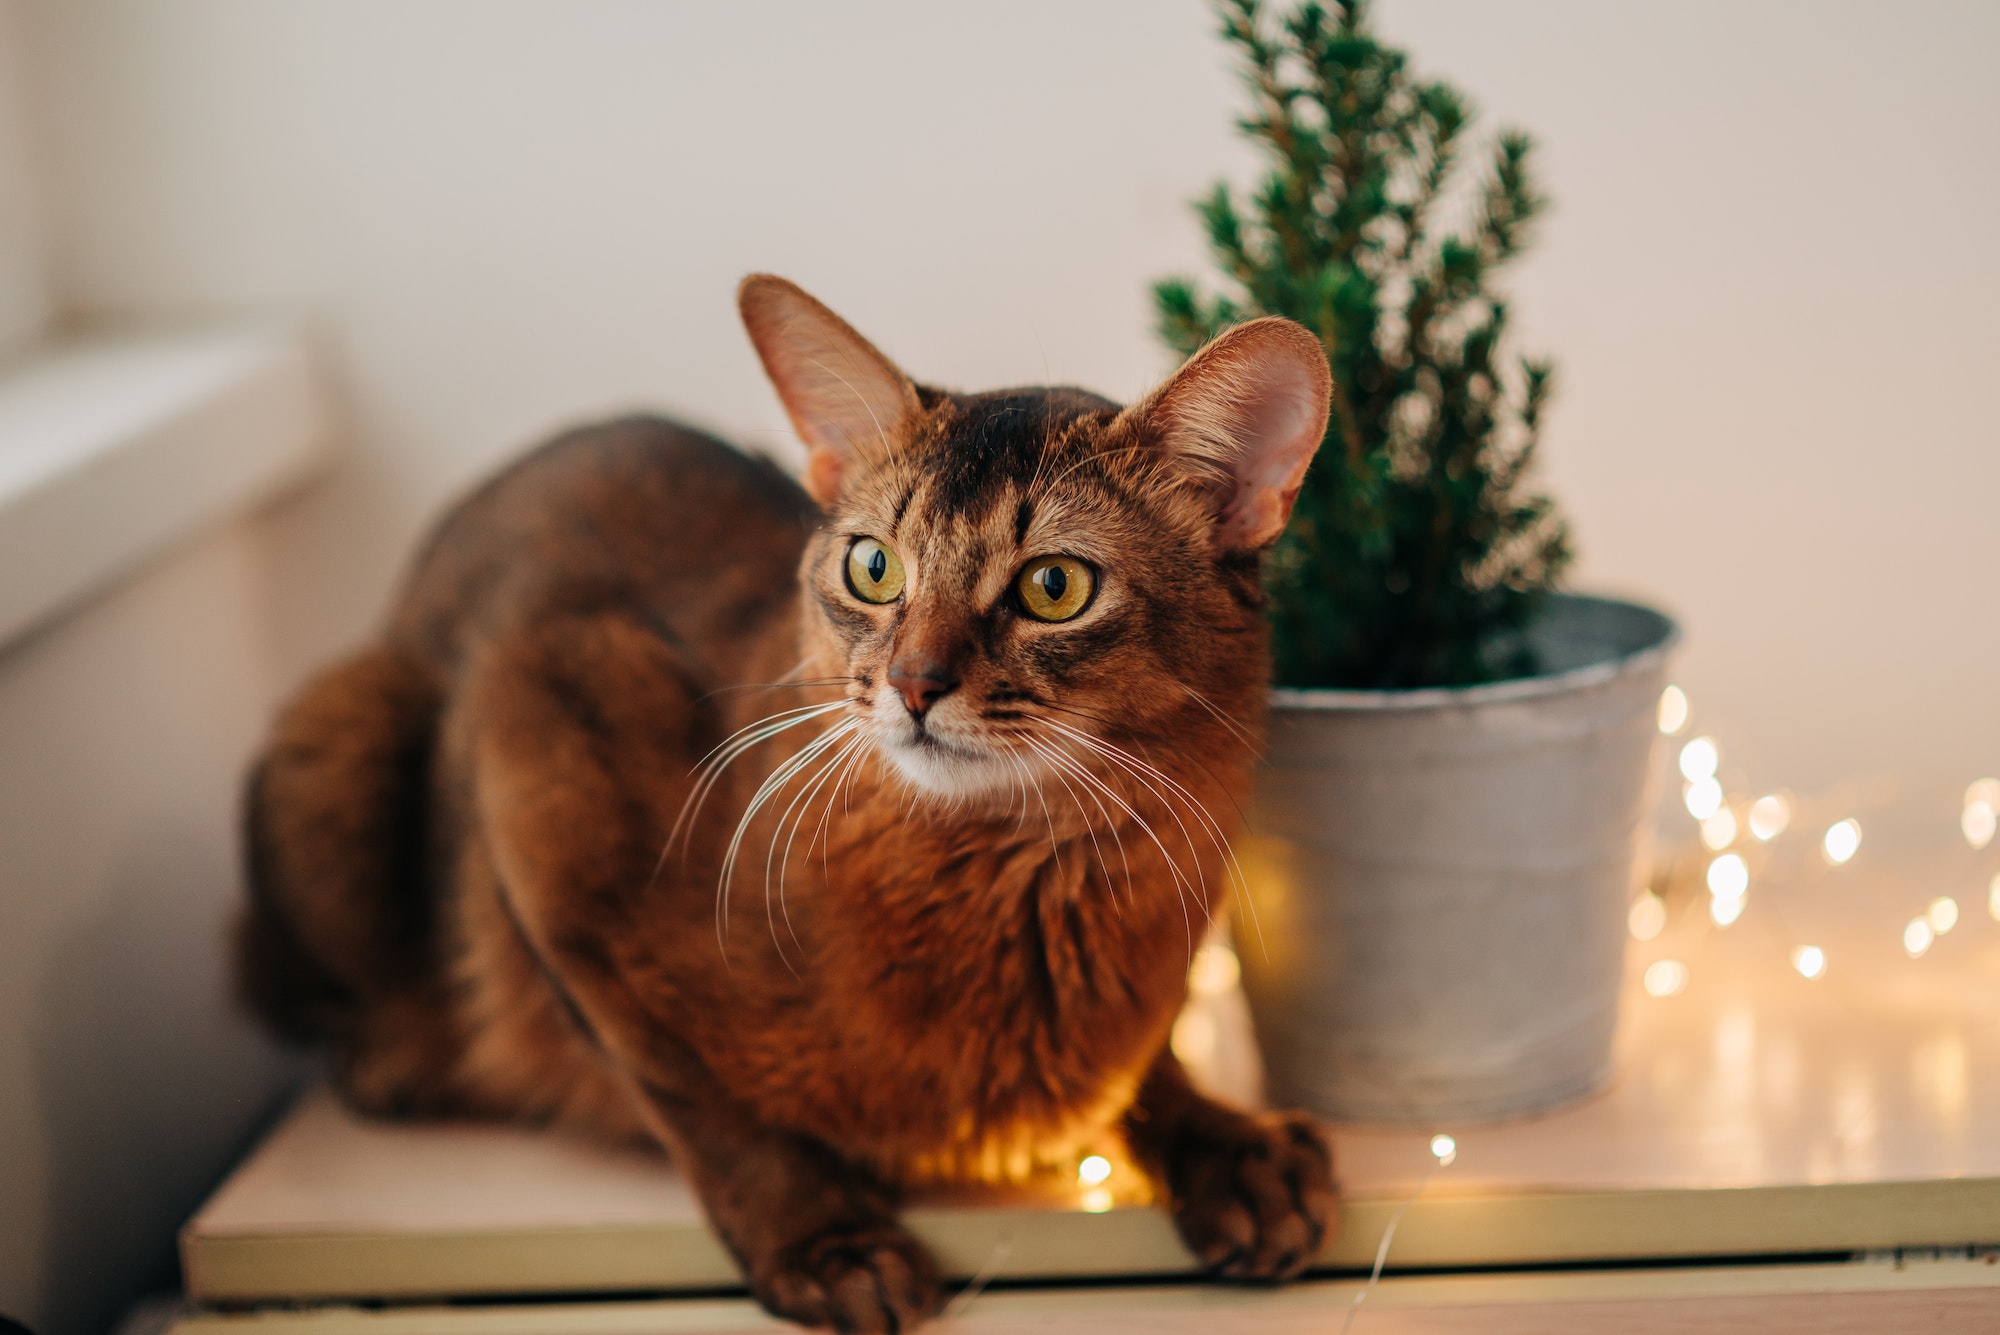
[1039,718,1268,963]
[1018,730,1201,961]
[765,731,869,969]
[668,697,852,862]
[1177,683,1263,755]
[1011,730,1132,912]
[716,717,861,958]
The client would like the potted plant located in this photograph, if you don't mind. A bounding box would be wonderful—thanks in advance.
[1157,0,1676,1124]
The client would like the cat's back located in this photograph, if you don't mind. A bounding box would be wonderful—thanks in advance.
[387,415,817,678]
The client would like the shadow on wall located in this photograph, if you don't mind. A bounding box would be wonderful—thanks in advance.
[31,823,307,1335]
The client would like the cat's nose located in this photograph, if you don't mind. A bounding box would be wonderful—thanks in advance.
[887,659,956,718]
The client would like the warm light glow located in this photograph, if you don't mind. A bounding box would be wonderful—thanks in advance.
[1968,778,2000,810]
[1791,945,1826,979]
[1684,777,1724,820]
[1904,918,1934,958]
[1707,853,1749,899]
[1429,1133,1457,1166]
[1628,892,1667,942]
[1081,1187,1113,1213]
[1657,685,1689,735]
[1171,1009,1216,1066]
[1188,942,1241,996]
[1822,819,1862,865]
[1679,736,1720,782]
[1963,800,1997,851]
[1710,893,1746,927]
[1748,794,1791,842]
[1990,873,2000,922]
[1644,960,1688,997]
[1928,897,1960,934]
[1078,1155,1112,1187]
[1701,808,1739,851]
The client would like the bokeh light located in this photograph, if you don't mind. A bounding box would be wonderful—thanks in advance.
[1748,794,1791,842]
[1904,918,1934,958]
[1700,808,1739,850]
[1822,819,1862,865]
[1644,960,1688,997]
[1684,777,1724,820]
[1657,685,1689,735]
[1628,892,1667,942]
[1791,945,1826,979]
[1928,897,1959,934]
[1679,736,1719,782]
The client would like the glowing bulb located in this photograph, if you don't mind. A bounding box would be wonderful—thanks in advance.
[1429,1134,1457,1166]
[1822,819,1862,865]
[1929,897,1960,934]
[1791,945,1826,979]
[1700,808,1739,850]
[1644,959,1688,997]
[1171,1009,1216,1066]
[1679,736,1720,782]
[1963,800,1997,851]
[1684,777,1724,820]
[1078,1154,1112,1187]
[1904,917,1934,958]
[1188,943,1241,996]
[1657,685,1689,735]
[1748,794,1791,842]
[1706,853,1749,899]
[1628,892,1667,942]
[1081,1187,1113,1213]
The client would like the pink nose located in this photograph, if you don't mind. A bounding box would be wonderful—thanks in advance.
[887,660,955,717]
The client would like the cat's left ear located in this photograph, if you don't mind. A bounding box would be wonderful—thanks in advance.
[739,275,923,506]
[1120,318,1331,553]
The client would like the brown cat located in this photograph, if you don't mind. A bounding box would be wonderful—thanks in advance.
[238,276,1336,1332]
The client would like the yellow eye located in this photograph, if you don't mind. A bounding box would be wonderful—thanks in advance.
[845,537,906,604]
[1016,556,1094,622]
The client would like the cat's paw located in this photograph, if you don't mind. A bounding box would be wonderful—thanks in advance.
[1163,1110,1336,1281]
[751,1218,941,1334]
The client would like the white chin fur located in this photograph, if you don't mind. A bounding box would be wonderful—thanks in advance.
[879,733,1021,804]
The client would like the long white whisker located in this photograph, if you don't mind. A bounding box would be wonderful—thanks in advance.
[716,719,858,957]
[667,698,851,862]
[1042,717,1253,914]
[1028,736,1121,911]
[1025,734,1196,962]
[768,732,867,962]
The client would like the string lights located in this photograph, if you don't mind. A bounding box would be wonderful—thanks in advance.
[1646,685,1997,992]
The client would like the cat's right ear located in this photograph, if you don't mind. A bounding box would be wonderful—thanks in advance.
[738,275,923,506]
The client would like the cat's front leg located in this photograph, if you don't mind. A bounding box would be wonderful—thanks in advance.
[651,1081,939,1333]
[1122,1049,1337,1281]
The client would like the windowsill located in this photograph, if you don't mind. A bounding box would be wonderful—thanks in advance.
[0,321,328,650]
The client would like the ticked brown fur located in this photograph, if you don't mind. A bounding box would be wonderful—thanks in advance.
[240,277,1336,1332]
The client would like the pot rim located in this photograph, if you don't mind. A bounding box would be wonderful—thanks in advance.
[1267,592,1680,714]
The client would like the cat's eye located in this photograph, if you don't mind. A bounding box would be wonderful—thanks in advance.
[1016,556,1094,622]
[845,537,906,604]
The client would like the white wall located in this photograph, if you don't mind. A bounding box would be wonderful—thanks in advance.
[3,0,1996,1327]
[33,0,2000,801]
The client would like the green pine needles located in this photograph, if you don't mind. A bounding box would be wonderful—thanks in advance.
[1156,0,1573,689]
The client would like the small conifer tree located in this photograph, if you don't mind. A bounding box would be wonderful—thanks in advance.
[1156,0,1573,689]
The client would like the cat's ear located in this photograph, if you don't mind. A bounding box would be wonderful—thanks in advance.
[738,275,923,505]
[1121,318,1332,553]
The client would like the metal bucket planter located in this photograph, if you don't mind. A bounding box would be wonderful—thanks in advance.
[1238,594,1678,1126]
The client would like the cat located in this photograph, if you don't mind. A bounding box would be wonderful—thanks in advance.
[237,275,1336,1333]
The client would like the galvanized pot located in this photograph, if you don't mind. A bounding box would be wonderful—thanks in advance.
[1237,594,1678,1126]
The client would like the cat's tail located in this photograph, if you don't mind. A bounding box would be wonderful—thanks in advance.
[237,646,443,1045]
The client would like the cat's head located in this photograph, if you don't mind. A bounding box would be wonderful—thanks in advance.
[740,275,1329,806]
